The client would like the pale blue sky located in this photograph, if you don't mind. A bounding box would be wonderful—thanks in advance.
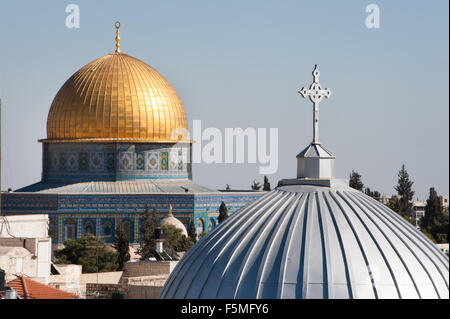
[0,0,448,200]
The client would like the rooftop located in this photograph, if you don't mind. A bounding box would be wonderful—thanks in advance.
[7,276,79,299]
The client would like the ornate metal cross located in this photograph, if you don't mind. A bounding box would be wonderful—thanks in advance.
[298,65,332,144]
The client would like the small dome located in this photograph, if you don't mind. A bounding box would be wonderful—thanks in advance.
[160,182,449,299]
[161,205,188,238]
[45,52,188,142]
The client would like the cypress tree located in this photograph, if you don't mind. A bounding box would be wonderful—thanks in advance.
[421,187,449,243]
[349,170,364,191]
[263,176,271,191]
[394,164,415,217]
[136,207,159,259]
[188,218,197,243]
[218,201,229,224]
[113,223,130,270]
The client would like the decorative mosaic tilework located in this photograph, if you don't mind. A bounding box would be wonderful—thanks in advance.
[119,152,133,171]
[208,218,216,232]
[90,152,105,171]
[101,218,115,243]
[160,152,168,171]
[135,152,145,170]
[177,148,185,170]
[169,151,178,171]
[66,152,78,170]
[146,151,159,170]
[105,152,115,171]
[79,152,89,170]
[83,219,96,236]
[196,218,205,233]
[50,152,59,170]
[182,148,189,170]
[59,153,67,170]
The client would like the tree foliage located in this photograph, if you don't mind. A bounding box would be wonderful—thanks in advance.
[394,164,415,217]
[54,235,118,273]
[364,187,381,201]
[421,187,449,243]
[349,170,364,191]
[263,176,271,191]
[113,224,130,271]
[188,218,197,243]
[251,180,262,190]
[218,201,229,224]
[136,207,159,259]
[161,224,194,252]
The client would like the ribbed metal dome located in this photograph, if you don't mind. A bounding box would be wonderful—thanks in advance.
[160,182,449,299]
[160,65,449,299]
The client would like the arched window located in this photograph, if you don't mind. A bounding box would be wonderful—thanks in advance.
[120,219,132,241]
[196,218,204,235]
[103,220,114,242]
[208,218,216,232]
[84,220,95,236]
[64,219,76,241]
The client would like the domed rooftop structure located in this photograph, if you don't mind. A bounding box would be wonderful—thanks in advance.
[160,204,188,237]
[43,24,187,143]
[37,22,192,182]
[159,66,449,299]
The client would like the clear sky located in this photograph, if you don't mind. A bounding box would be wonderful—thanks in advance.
[0,0,448,200]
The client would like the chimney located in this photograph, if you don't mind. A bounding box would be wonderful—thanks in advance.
[154,227,164,253]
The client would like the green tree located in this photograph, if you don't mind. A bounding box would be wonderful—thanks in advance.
[349,170,364,191]
[54,235,118,273]
[421,187,449,243]
[136,207,159,259]
[364,187,381,201]
[188,218,197,243]
[387,197,399,212]
[263,176,271,191]
[161,224,194,252]
[251,180,262,190]
[113,224,130,271]
[394,164,415,218]
[218,201,229,224]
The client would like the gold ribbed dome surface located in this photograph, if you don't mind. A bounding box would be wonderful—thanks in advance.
[45,52,188,142]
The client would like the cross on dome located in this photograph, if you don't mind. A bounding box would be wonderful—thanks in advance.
[298,65,332,144]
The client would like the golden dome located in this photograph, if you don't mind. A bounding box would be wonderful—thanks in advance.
[44,52,188,142]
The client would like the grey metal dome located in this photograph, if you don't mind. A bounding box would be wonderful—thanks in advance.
[159,65,449,299]
[159,180,449,299]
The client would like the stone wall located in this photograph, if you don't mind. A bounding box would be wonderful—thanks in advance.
[80,271,123,284]
[121,260,178,278]
[85,283,126,299]
[126,285,163,299]
[84,283,164,299]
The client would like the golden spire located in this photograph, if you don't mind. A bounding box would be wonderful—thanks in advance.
[115,21,121,53]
